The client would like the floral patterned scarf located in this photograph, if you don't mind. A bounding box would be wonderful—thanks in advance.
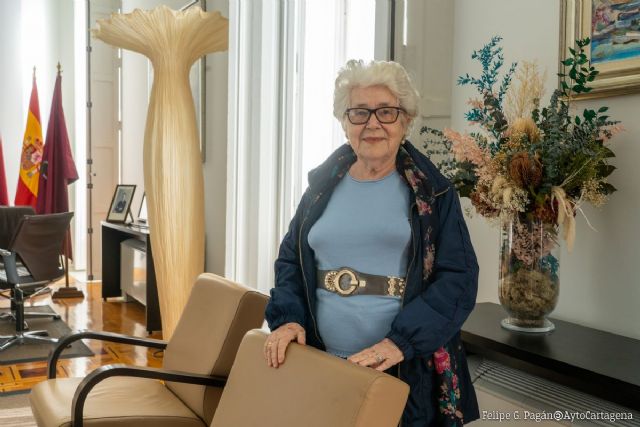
[397,146,465,427]
[324,144,465,426]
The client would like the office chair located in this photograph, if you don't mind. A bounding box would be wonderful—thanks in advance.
[0,206,37,303]
[0,207,58,325]
[0,212,74,352]
[0,207,36,246]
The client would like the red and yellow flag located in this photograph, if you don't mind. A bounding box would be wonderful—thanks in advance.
[15,72,44,208]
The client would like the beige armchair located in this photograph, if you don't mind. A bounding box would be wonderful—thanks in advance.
[29,273,268,427]
[211,329,410,427]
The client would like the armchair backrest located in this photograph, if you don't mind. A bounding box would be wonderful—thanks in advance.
[162,273,269,425]
[8,212,73,282]
[210,329,410,427]
[0,206,35,249]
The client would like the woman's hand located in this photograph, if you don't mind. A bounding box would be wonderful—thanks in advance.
[264,322,306,368]
[348,338,404,371]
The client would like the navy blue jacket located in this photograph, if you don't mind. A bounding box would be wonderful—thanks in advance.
[266,141,480,426]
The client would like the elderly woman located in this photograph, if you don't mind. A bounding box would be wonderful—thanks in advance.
[264,60,480,426]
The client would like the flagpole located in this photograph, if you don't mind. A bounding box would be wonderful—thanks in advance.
[52,227,84,299]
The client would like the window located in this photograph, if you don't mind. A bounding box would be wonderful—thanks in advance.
[226,0,386,291]
[297,0,377,206]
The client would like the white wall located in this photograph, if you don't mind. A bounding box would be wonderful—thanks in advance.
[450,0,640,340]
[0,1,24,200]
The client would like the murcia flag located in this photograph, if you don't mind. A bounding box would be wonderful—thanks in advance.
[36,69,79,258]
[15,71,44,208]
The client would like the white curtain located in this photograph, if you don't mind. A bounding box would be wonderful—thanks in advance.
[226,0,384,293]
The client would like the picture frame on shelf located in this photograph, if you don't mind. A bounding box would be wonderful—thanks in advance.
[561,0,640,99]
[137,192,148,223]
[107,184,136,223]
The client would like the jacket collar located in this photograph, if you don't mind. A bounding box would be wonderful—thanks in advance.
[306,140,449,197]
[307,143,355,192]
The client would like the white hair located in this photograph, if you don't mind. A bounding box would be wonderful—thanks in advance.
[333,59,420,123]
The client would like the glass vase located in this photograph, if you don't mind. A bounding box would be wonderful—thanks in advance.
[498,217,560,333]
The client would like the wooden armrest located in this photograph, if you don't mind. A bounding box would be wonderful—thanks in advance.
[47,330,167,378]
[71,364,227,427]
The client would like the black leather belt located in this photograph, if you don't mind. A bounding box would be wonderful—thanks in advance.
[318,268,406,297]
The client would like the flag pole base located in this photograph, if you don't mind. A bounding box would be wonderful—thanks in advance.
[52,287,84,299]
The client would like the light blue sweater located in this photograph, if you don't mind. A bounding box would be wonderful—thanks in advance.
[308,171,411,357]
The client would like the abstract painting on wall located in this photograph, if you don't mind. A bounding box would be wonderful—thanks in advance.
[591,0,640,64]
[561,0,640,98]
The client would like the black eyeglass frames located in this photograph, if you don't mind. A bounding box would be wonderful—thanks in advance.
[345,106,406,125]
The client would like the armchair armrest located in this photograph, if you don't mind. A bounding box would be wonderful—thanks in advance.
[71,364,227,427]
[47,330,168,378]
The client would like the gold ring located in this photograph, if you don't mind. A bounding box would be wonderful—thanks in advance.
[375,354,384,363]
[266,342,273,347]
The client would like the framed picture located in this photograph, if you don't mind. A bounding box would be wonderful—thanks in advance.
[137,192,148,223]
[561,0,640,99]
[107,185,136,223]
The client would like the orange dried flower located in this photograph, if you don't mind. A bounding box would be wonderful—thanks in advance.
[508,152,542,189]
[470,188,500,218]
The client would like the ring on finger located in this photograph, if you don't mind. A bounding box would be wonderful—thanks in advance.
[375,353,384,363]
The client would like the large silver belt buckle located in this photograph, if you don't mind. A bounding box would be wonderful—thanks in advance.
[325,268,366,296]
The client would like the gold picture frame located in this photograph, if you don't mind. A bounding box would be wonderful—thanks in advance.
[560,0,640,99]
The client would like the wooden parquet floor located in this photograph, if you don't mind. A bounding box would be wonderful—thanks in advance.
[0,276,163,394]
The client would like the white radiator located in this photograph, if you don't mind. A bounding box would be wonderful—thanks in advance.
[473,359,640,427]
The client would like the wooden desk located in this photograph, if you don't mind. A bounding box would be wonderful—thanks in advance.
[462,302,640,410]
[101,221,161,333]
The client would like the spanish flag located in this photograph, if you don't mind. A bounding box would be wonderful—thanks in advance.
[15,70,44,208]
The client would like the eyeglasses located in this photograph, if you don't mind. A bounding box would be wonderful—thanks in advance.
[345,106,406,125]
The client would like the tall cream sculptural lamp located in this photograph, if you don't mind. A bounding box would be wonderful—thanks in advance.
[93,6,228,339]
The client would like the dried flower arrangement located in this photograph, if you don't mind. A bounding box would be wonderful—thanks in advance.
[423,37,624,328]
[423,36,623,252]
